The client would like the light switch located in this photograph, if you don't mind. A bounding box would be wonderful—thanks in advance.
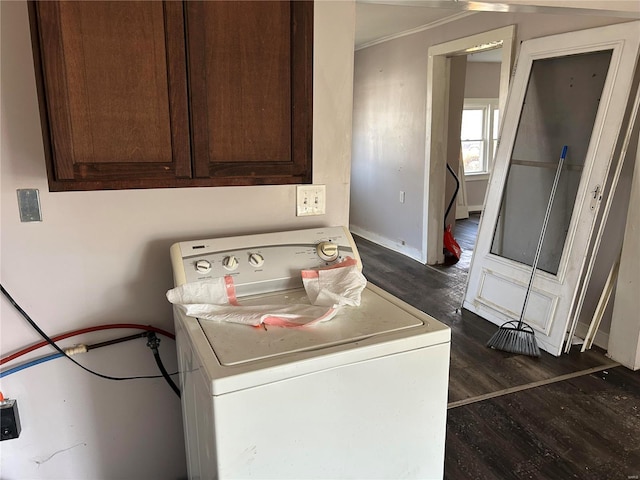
[296,185,326,216]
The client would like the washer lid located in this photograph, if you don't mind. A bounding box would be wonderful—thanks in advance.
[197,285,438,366]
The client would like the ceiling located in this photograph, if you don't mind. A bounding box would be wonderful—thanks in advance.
[355,0,640,50]
[355,2,469,49]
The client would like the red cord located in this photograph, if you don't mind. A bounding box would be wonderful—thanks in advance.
[0,323,175,366]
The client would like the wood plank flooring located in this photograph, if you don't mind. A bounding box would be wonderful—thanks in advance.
[447,367,640,479]
[353,215,640,479]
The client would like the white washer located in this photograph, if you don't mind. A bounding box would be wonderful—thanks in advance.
[170,226,451,479]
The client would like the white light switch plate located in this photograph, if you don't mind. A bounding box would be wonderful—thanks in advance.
[296,185,326,216]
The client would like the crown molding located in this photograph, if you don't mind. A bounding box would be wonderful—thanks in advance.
[356,11,476,51]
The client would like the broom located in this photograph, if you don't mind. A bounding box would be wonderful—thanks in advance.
[487,145,568,357]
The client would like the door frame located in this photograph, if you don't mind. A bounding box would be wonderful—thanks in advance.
[423,25,516,264]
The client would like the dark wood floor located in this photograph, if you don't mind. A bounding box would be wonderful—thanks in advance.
[353,214,640,480]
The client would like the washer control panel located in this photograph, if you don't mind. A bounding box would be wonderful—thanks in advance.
[170,226,361,297]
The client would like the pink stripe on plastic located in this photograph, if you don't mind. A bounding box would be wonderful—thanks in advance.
[300,270,319,279]
[301,257,358,278]
[262,308,336,328]
[262,316,306,328]
[303,307,337,326]
[224,276,239,306]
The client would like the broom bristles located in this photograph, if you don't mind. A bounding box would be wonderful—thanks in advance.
[487,321,540,357]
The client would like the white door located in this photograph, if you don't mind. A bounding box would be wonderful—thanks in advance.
[463,22,640,356]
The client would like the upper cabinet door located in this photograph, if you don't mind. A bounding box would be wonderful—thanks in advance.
[29,1,314,191]
[186,1,313,186]
[31,1,191,190]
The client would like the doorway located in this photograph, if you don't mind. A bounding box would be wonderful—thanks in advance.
[423,25,516,265]
[446,49,504,267]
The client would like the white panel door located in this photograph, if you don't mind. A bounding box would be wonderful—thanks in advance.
[463,22,640,356]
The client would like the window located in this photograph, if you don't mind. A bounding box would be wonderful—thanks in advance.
[460,99,499,175]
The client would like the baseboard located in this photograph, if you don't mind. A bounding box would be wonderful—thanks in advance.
[574,321,610,350]
[349,225,424,263]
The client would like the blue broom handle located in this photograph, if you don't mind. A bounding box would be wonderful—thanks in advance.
[518,145,567,328]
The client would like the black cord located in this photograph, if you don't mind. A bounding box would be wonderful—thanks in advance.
[146,332,181,398]
[1,283,175,382]
[86,332,148,351]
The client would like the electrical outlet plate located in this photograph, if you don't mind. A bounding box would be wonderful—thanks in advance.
[17,189,42,222]
[296,185,326,216]
[1,399,21,441]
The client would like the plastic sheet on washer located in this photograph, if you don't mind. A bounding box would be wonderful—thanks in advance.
[301,257,366,307]
[166,257,366,327]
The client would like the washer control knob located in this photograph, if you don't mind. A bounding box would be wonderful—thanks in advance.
[248,253,265,268]
[222,255,239,271]
[316,241,339,262]
[195,259,212,274]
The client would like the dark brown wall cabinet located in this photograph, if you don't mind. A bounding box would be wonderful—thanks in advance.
[28,1,313,191]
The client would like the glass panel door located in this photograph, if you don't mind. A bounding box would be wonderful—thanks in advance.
[490,51,612,274]
[462,21,640,356]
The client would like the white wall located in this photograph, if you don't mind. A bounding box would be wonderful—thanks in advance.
[464,62,501,99]
[0,1,356,478]
[350,10,631,261]
[609,136,640,370]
